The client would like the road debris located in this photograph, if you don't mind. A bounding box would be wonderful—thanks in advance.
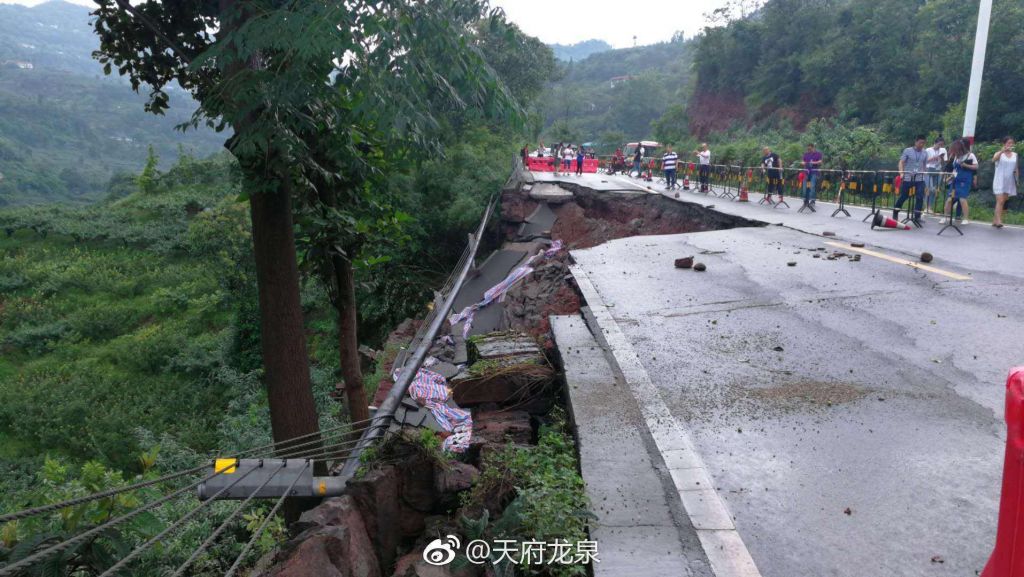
[675,256,694,269]
[920,252,934,263]
[694,262,707,272]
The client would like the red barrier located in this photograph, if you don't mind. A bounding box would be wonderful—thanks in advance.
[524,157,598,173]
[982,367,1024,577]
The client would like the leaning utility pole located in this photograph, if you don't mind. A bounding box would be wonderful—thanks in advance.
[962,0,993,144]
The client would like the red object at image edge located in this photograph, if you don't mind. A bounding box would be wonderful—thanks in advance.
[982,367,1024,577]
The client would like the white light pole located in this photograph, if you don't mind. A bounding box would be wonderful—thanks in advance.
[962,0,993,144]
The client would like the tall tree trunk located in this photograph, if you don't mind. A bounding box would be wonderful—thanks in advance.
[249,184,322,452]
[333,254,370,428]
[220,0,320,527]
[248,181,324,524]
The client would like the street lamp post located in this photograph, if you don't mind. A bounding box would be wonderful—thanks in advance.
[962,0,993,144]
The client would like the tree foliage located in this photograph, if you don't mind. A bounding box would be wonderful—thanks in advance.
[690,0,1024,140]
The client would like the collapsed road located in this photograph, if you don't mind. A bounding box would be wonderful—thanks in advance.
[527,170,1023,577]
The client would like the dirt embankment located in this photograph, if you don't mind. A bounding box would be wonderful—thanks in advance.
[547,185,762,249]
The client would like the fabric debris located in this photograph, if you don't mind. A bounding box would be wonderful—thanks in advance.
[406,368,473,452]
[449,242,564,338]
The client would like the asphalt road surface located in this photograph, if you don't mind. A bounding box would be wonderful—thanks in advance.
[571,213,1023,576]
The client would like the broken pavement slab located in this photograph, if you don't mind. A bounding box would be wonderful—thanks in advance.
[528,182,574,204]
[552,314,713,577]
[450,332,554,406]
[517,202,557,240]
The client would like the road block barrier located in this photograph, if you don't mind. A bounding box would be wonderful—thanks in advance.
[981,368,1024,577]
[525,156,599,173]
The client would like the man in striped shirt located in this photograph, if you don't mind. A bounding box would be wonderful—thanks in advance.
[662,145,679,190]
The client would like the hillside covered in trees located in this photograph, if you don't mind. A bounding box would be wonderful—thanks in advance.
[0,1,558,572]
[540,36,693,148]
[685,0,1024,142]
[538,0,1023,157]
[0,1,223,206]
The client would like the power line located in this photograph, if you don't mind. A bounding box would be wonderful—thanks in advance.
[170,462,287,577]
[223,461,310,577]
[96,464,262,576]
[0,463,210,525]
[0,461,238,577]
[0,416,378,526]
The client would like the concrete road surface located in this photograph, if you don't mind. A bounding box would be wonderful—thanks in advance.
[571,218,1023,576]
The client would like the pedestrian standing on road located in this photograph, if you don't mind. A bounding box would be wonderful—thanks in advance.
[894,135,929,226]
[633,147,644,178]
[695,143,711,192]
[944,138,978,224]
[924,137,947,214]
[800,143,823,208]
[761,146,783,202]
[552,143,562,176]
[576,146,586,177]
[662,145,679,190]
[992,136,1018,228]
[563,145,574,173]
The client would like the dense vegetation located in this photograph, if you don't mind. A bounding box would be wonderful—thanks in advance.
[539,36,693,148]
[535,0,1022,214]
[686,0,1024,141]
[0,1,223,205]
[0,153,307,574]
[0,0,559,571]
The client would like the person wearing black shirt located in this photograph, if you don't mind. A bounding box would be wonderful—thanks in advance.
[761,146,783,202]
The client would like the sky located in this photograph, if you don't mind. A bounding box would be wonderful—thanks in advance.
[6,0,731,48]
[491,0,731,47]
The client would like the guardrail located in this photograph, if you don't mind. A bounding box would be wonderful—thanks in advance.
[595,157,977,217]
[337,186,500,478]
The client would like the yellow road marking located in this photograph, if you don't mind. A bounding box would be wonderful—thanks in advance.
[823,241,972,281]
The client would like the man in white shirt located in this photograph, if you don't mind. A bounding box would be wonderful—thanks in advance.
[694,143,711,192]
[924,137,946,214]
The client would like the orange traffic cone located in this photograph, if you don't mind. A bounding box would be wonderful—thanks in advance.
[738,169,751,202]
[981,368,1024,577]
[871,212,910,230]
[682,175,690,190]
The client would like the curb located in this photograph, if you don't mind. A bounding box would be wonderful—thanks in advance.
[569,262,762,577]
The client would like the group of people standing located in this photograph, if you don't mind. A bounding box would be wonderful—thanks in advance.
[657,143,711,192]
[524,142,589,176]
[894,135,1018,227]
[662,136,1018,227]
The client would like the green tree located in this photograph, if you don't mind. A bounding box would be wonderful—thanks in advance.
[137,145,159,195]
[293,7,524,427]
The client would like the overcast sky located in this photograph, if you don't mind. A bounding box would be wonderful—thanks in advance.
[6,0,730,48]
[490,0,729,47]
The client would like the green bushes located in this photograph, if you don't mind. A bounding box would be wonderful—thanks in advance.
[462,412,592,577]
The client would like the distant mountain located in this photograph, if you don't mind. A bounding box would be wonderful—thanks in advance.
[0,0,99,74]
[549,39,613,62]
[539,39,693,145]
[0,1,223,205]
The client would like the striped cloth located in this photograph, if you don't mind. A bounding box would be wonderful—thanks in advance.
[407,368,473,452]
[662,152,678,171]
[449,241,564,338]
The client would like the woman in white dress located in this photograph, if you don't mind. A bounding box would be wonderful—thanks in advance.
[992,136,1019,228]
